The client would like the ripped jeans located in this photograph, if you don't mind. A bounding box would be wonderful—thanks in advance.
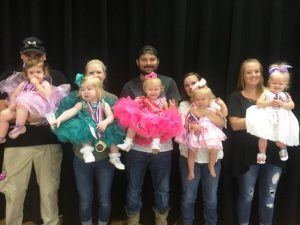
[238,164,282,225]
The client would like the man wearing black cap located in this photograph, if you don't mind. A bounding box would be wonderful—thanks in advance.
[0,37,67,225]
[120,45,181,225]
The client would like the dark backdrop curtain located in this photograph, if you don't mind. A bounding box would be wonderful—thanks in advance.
[1,0,300,224]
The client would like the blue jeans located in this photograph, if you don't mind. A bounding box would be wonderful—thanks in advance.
[125,149,172,215]
[179,156,221,225]
[73,156,115,223]
[238,164,282,225]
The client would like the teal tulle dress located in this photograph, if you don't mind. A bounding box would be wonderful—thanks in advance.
[53,90,125,147]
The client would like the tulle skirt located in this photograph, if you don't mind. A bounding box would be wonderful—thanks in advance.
[0,72,70,118]
[0,72,25,96]
[53,92,125,147]
[246,105,299,146]
[53,110,124,147]
[176,117,226,151]
[113,97,183,145]
[15,84,70,118]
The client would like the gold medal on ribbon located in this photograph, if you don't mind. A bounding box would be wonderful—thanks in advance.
[95,140,107,152]
[87,100,107,152]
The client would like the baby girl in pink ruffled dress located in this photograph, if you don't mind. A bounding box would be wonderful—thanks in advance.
[0,59,70,143]
[114,73,182,153]
[176,80,227,178]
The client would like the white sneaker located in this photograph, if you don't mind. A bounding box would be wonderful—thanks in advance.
[151,138,160,154]
[109,153,125,170]
[80,146,95,163]
[117,141,133,152]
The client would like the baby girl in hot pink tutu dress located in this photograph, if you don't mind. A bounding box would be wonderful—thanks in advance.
[114,73,182,153]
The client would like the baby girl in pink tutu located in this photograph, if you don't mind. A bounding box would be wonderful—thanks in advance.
[114,72,182,153]
[0,59,70,143]
[176,80,227,178]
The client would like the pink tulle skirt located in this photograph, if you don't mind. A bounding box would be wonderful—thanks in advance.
[0,72,25,96]
[0,72,70,118]
[175,116,226,151]
[114,97,183,145]
[14,84,70,118]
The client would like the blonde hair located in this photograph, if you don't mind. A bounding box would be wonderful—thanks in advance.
[23,59,49,78]
[85,59,107,74]
[236,58,264,94]
[268,62,291,90]
[191,86,215,102]
[143,77,163,92]
[79,76,103,99]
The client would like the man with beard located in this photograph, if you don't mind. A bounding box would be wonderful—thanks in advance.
[120,45,180,225]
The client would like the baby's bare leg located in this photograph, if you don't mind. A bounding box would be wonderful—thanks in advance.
[187,149,197,180]
[208,148,217,177]
[258,138,267,154]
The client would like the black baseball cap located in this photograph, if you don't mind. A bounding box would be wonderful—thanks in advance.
[20,36,46,54]
[137,45,159,58]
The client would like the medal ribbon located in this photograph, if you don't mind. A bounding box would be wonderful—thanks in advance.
[86,100,103,138]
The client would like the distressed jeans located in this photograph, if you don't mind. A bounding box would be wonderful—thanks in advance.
[238,164,282,225]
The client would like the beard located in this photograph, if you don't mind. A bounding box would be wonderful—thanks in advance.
[139,65,158,75]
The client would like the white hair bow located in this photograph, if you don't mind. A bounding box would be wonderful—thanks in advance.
[192,78,207,90]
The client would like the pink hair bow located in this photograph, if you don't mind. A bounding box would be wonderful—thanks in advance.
[192,78,207,90]
[144,72,157,79]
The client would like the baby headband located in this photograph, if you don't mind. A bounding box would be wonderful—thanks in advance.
[192,78,207,90]
[74,73,84,87]
[269,65,292,75]
[144,72,157,79]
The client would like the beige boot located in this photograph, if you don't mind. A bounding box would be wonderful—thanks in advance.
[154,209,169,225]
[127,211,141,225]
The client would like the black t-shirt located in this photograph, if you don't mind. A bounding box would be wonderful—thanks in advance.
[0,66,68,147]
[227,91,285,176]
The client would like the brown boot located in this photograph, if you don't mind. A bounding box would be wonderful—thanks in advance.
[154,209,169,225]
[127,211,141,225]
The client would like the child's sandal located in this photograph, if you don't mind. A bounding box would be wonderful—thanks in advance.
[8,125,26,139]
[257,153,266,164]
[279,149,289,161]
[0,137,6,144]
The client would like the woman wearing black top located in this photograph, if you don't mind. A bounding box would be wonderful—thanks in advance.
[227,58,284,225]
